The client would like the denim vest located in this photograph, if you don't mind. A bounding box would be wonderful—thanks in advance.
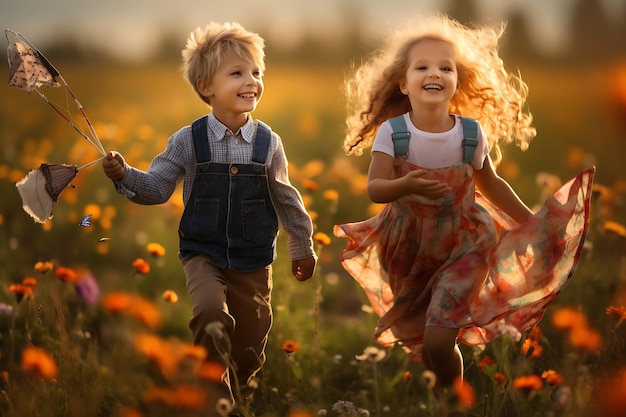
[178,116,278,271]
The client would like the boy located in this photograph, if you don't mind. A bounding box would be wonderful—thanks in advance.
[102,22,316,416]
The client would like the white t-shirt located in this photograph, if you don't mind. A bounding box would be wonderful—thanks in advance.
[371,113,489,170]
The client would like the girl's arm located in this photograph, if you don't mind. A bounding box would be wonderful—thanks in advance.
[367,151,451,203]
[474,155,534,224]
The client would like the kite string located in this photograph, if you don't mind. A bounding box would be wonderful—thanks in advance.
[77,156,105,171]
[34,89,106,156]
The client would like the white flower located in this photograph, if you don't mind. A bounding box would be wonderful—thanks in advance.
[332,400,359,416]
[355,346,386,363]
[204,321,225,339]
[215,398,234,417]
[317,409,328,416]
[421,370,437,390]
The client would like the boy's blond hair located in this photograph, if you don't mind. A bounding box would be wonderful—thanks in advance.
[343,14,536,165]
[181,22,265,105]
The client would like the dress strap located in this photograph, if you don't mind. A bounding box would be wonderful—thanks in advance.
[460,117,479,164]
[389,115,410,157]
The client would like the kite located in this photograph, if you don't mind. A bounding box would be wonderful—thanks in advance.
[6,29,107,223]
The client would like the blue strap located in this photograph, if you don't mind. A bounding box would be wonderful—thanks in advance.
[389,115,410,156]
[190,116,272,164]
[252,121,272,163]
[460,117,479,164]
[191,116,211,163]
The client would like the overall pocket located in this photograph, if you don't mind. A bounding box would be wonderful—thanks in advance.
[242,199,272,242]
[190,198,219,241]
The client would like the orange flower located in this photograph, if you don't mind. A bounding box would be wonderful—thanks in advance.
[402,371,412,384]
[133,258,151,274]
[551,307,588,330]
[56,266,79,282]
[281,340,300,354]
[453,377,475,407]
[478,355,495,373]
[288,411,314,417]
[162,290,178,303]
[34,261,54,273]
[142,385,207,410]
[604,221,626,238]
[593,368,626,417]
[9,283,33,301]
[513,375,543,391]
[300,178,319,192]
[568,325,603,351]
[522,338,543,359]
[147,243,166,257]
[313,232,331,246]
[541,370,563,385]
[494,372,507,383]
[322,189,339,201]
[131,298,163,329]
[22,277,37,287]
[134,333,178,378]
[606,306,626,321]
[102,292,133,313]
[21,347,58,380]
[196,361,227,382]
[179,344,207,361]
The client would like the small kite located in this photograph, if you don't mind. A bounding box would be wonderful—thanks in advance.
[6,29,107,223]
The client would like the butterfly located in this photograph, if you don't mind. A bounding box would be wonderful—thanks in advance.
[79,214,92,227]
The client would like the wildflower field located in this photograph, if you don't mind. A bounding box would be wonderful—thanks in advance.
[1,60,626,417]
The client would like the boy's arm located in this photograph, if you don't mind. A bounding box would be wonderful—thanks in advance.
[267,136,316,264]
[103,130,188,205]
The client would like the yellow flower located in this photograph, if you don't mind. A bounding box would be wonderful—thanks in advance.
[314,232,331,246]
[147,242,166,257]
[34,261,54,273]
[162,290,178,303]
[322,189,339,201]
[604,221,626,238]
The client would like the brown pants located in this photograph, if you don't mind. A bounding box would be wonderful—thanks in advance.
[183,254,273,415]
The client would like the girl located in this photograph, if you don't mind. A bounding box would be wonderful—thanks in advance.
[334,14,594,394]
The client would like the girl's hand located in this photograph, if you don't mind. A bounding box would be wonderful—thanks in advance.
[402,169,451,199]
[102,151,126,180]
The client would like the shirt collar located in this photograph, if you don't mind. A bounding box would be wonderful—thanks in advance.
[207,112,255,143]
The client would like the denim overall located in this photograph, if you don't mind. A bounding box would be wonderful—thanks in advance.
[178,116,278,272]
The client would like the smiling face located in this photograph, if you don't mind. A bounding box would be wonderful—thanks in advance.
[197,48,264,129]
[400,38,458,112]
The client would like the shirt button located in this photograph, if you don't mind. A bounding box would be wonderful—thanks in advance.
[230,166,239,174]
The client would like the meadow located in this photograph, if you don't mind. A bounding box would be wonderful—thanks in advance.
[0,58,625,417]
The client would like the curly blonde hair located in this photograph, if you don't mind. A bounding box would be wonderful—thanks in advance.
[181,22,265,106]
[343,14,536,165]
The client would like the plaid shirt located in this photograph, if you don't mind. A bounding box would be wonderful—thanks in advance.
[114,112,315,261]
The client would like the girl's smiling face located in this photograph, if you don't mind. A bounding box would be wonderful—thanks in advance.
[400,38,458,110]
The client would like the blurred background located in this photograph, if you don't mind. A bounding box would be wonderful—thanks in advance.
[0,0,625,322]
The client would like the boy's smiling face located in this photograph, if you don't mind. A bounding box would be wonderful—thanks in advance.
[198,48,264,129]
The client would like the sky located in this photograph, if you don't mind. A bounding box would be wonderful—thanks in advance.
[1,0,624,61]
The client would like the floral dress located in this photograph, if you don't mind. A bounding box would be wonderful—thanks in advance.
[334,153,595,359]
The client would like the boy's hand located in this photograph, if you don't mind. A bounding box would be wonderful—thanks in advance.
[103,151,126,180]
[292,256,316,281]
